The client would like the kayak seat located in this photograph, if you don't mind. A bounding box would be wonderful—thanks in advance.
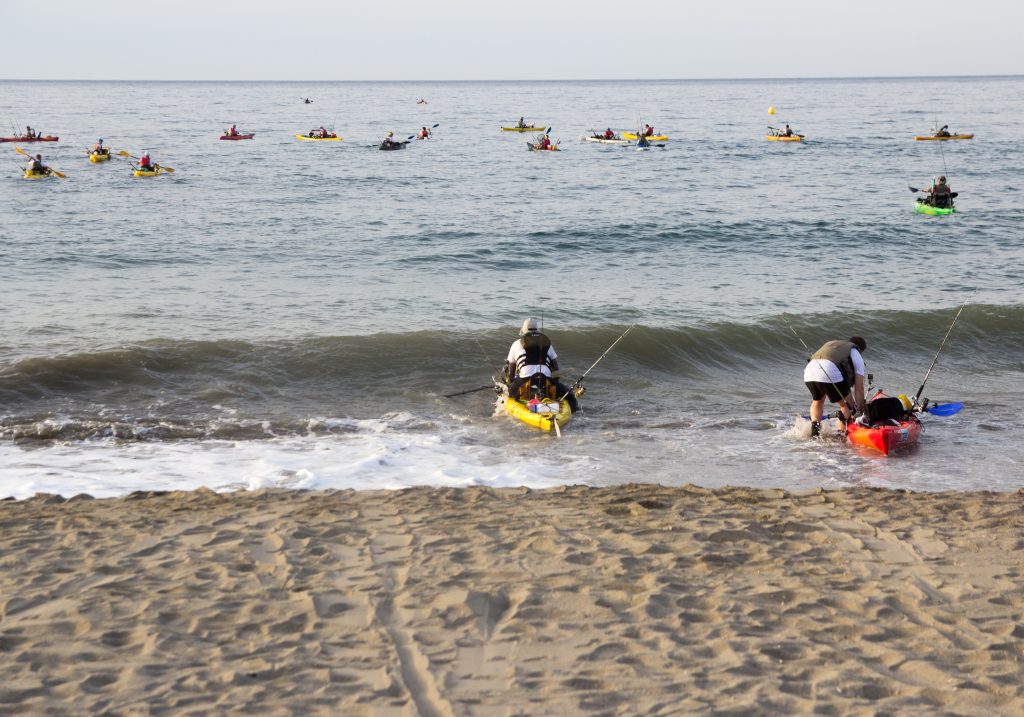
[864,396,906,425]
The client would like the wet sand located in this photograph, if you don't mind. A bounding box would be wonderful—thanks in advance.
[1,485,1022,716]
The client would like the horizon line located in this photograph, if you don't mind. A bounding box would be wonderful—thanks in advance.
[2,73,1022,83]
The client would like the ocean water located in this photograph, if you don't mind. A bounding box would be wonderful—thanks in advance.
[1,77,1022,498]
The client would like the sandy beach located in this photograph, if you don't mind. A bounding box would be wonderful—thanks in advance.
[1,484,1022,716]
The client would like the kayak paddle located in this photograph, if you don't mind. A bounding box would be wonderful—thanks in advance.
[117,150,174,172]
[407,123,439,140]
[925,402,964,417]
[14,146,65,178]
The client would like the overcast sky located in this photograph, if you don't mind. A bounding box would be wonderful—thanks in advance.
[3,0,1021,80]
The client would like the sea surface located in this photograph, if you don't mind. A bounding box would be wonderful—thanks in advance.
[1,77,1022,498]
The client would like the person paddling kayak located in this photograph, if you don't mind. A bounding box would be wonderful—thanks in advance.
[936,124,951,138]
[25,153,48,174]
[642,124,655,137]
[804,336,867,437]
[417,126,431,139]
[228,124,239,137]
[138,151,154,170]
[504,318,580,413]
[922,176,954,208]
[92,138,107,156]
[517,117,527,129]
[538,134,552,150]
[603,128,616,139]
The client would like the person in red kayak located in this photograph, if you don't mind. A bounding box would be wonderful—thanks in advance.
[25,126,35,139]
[539,134,552,150]
[643,124,655,137]
[138,151,153,170]
[228,124,239,137]
[603,128,615,139]
[417,126,431,139]
[803,336,867,437]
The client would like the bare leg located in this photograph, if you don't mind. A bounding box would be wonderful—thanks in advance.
[809,398,825,422]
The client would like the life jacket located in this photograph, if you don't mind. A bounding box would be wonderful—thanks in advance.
[810,340,858,384]
[540,138,551,149]
[515,332,554,375]
[644,126,654,136]
[604,130,614,139]
[139,156,152,168]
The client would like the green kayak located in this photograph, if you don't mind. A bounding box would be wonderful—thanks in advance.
[915,201,956,216]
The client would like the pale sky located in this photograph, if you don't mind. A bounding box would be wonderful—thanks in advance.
[3,0,1021,80]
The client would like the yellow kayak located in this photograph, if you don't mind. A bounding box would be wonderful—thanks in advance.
[133,167,166,177]
[23,169,51,179]
[295,134,342,141]
[914,134,974,141]
[503,394,572,431]
[501,126,546,132]
[89,152,111,163]
[622,132,668,141]
[767,135,802,142]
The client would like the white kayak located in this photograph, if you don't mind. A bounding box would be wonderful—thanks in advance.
[581,135,631,145]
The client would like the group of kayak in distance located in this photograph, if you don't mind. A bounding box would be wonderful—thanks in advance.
[10,115,973,205]
[458,314,964,455]
[19,139,171,178]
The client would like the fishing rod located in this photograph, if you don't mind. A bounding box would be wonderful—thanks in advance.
[558,324,636,402]
[914,290,976,405]
[443,321,503,398]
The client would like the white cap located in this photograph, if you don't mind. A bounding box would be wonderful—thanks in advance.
[520,317,540,335]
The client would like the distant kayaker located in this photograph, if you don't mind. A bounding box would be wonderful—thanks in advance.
[643,124,655,137]
[603,128,615,139]
[517,117,527,129]
[936,124,951,138]
[539,134,552,150]
[26,153,46,173]
[228,125,239,137]
[924,176,953,208]
[304,98,312,104]
[417,126,431,139]
[25,126,35,139]
[804,337,867,437]
[417,99,427,105]
[92,139,106,155]
[317,126,328,138]
[504,318,580,412]
[637,135,650,148]
[138,151,153,170]
[782,124,793,137]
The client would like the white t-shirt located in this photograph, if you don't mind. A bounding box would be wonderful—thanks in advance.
[507,340,557,378]
[803,348,865,384]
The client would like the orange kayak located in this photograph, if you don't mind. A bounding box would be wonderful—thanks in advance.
[846,392,922,456]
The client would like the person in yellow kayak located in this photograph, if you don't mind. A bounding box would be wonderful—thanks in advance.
[803,336,867,437]
[642,124,655,137]
[936,124,951,138]
[922,176,955,208]
[504,318,580,412]
[92,138,107,156]
[25,153,48,175]
[138,151,154,171]
[781,124,794,137]
[517,117,527,129]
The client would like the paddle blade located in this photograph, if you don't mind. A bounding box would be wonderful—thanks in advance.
[908,186,921,192]
[14,146,27,156]
[927,402,963,416]
[118,150,133,158]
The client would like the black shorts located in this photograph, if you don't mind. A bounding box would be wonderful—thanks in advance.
[805,380,850,403]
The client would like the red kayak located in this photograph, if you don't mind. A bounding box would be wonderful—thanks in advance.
[846,392,922,456]
[0,136,59,143]
[219,134,255,140]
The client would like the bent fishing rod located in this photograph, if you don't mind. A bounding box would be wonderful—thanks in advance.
[914,290,976,405]
[558,324,636,402]
[443,322,504,398]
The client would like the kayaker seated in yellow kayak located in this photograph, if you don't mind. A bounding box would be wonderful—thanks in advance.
[517,117,527,128]
[26,153,47,174]
[92,139,108,155]
[504,318,580,412]
[922,176,954,207]
[307,126,330,138]
[138,151,155,170]
[642,124,655,137]
[803,337,867,437]
[936,124,951,138]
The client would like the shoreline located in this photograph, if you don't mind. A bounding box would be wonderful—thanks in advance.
[2,484,1022,714]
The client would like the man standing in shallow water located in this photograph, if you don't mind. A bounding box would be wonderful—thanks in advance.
[803,336,867,437]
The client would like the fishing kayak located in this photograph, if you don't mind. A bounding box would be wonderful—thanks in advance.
[915,200,956,216]
[220,133,255,140]
[501,126,546,132]
[582,136,631,145]
[527,142,559,151]
[295,134,342,141]
[846,392,922,456]
[1,136,59,143]
[914,134,974,141]
[88,151,111,163]
[133,167,166,177]
[22,169,51,179]
[379,141,409,151]
[622,132,668,141]
[767,135,802,142]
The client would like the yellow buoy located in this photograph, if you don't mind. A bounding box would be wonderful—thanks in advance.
[768,106,776,115]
